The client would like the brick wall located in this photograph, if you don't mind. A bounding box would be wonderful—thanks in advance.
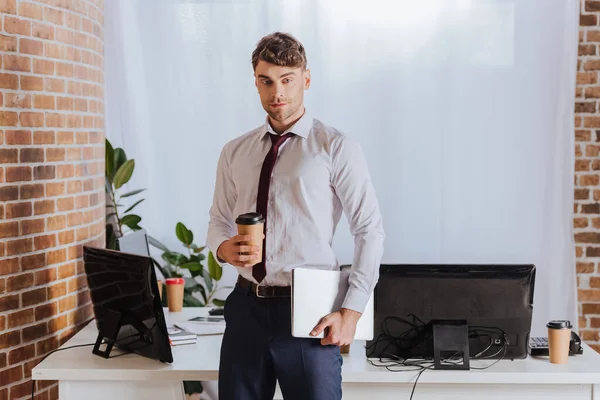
[577,0,600,353]
[0,0,104,399]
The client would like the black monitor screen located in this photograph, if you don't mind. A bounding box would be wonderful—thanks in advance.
[366,264,535,362]
[83,246,173,363]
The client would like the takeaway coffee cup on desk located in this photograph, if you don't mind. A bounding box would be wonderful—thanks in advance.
[166,278,185,312]
[547,320,572,364]
[235,212,265,265]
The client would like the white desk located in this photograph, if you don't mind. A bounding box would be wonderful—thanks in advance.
[33,308,600,400]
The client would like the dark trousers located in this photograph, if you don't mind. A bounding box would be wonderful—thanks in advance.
[218,283,343,400]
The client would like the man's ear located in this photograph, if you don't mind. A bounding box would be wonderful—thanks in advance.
[304,69,311,90]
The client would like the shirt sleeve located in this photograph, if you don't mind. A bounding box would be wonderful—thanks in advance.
[206,145,237,268]
[330,135,385,314]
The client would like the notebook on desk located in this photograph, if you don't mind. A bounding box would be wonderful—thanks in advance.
[291,267,374,340]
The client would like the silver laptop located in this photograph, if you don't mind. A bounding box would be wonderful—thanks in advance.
[291,267,374,341]
[117,229,151,257]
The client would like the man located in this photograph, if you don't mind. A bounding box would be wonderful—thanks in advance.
[207,32,385,400]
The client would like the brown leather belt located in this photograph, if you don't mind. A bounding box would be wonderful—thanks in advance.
[237,275,291,298]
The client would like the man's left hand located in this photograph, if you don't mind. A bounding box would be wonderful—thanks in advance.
[310,308,362,346]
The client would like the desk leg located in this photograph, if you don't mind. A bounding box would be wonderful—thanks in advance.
[59,380,185,400]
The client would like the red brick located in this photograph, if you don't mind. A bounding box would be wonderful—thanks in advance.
[7,272,33,291]
[0,34,17,51]
[0,257,20,276]
[0,221,18,239]
[57,164,74,178]
[582,14,598,26]
[21,253,46,271]
[6,166,32,182]
[22,322,48,341]
[46,182,64,197]
[59,295,76,312]
[9,380,32,398]
[7,308,34,329]
[18,1,43,19]
[583,204,600,214]
[47,282,66,300]
[44,7,64,25]
[20,148,45,163]
[0,111,19,126]
[4,16,30,35]
[6,202,32,219]
[47,249,65,264]
[57,131,73,144]
[0,73,18,90]
[0,0,16,14]
[34,58,54,75]
[576,130,591,141]
[34,200,55,216]
[20,112,45,128]
[0,149,18,164]
[44,78,65,94]
[20,184,45,200]
[0,185,18,201]
[3,54,30,72]
[6,237,32,256]
[21,75,43,91]
[34,94,56,110]
[580,44,596,56]
[0,365,22,386]
[21,287,46,307]
[34,234,56,250]
[0,294,19,313]
[67,212,82,227]
[36,336,58,355]
[33,165,55,180]
[34,267,56,286]
[32,22,54,40]
[4,93,31,109]
[57,197,74,211]
[0,331,20,351]
[47,215,66,231]
[575,232,600,243]
[34,131,55,144]
[20,38,43,55]
[48,315,67,332]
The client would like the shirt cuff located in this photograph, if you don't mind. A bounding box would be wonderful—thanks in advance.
[208,235,231,267]
[341,286,371,314]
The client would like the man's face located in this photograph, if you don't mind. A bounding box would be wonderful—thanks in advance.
[254,60,310,123]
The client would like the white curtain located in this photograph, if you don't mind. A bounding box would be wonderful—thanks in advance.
[105,0,579,336]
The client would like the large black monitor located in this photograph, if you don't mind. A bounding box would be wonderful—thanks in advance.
[83,246,173,363]
[366,264,535,369]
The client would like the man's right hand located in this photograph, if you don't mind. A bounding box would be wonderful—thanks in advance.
[216,234,264,267]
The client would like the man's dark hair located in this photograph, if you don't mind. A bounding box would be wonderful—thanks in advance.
[252,32,307,71]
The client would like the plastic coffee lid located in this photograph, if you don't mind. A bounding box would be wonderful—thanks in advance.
[235,212,265,225]
[546,320,572,329]
[165,278,185,285]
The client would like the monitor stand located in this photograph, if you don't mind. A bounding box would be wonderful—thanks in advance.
[432,320,470,370]
[93,308,153,359]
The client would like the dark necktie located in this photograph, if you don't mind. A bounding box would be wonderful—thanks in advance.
[253,132,294,283]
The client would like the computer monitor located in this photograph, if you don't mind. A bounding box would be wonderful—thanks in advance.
[366,264,535,369]
[83,246,173,363]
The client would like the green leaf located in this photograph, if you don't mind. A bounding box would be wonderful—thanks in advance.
[196,284,208,303]
[176,222,193,245]
[212,299,226,307]
[208,251,222,281]
[113,159,135,189]
[105,176,113,195]
[105,139,114,180]
[106,223,117,250]
[148,235,170,252]
[162,251,188,267]
[114,148,127,176]
[192,244,206,254]
[183,292,204,307]
[121,214,141,229]
[181,262,203,272]
[120,188,146,198]
[202,269,213,293]
[124,198,145,214]
[183,277,201,289]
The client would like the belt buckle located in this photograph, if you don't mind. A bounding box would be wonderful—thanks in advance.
[255,284,265,298]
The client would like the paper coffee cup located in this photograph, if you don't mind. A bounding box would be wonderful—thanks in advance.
[547,320,572,364]
[235,212,265,266]
[157,280,164,300]
[165,278,185,312]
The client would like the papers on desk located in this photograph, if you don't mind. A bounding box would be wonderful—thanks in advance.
[173,316,226,336]
[167,326,197,346]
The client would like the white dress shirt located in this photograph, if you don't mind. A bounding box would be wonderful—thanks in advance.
[206,110,385,313]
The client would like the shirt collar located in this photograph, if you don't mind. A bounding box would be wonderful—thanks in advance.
[259,108,313,140]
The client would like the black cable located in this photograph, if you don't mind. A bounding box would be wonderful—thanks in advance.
[30,325,146,400]
[410,367,426,400]
[31,343,96,400]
